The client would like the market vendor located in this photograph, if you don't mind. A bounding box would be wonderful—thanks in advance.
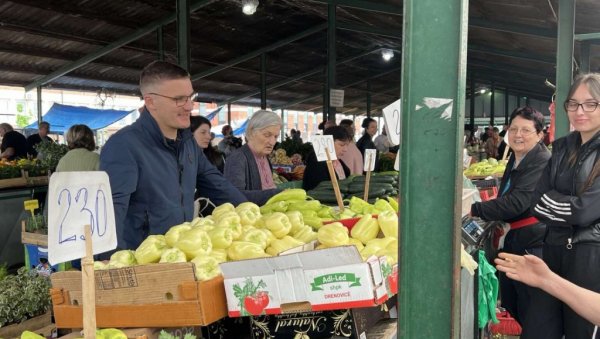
[0,123,28,160]
[302,126,351,191]
[99,61,246,250]
[470,106,550,327]
[224,110,282,205]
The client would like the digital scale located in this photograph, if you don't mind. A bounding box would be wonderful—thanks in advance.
[461,216,485,253]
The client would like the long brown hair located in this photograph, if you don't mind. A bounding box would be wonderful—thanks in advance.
[565,73,600,194]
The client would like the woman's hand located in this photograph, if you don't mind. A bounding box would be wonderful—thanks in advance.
[495,252,552,289]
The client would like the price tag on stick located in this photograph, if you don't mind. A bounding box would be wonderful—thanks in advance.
[23,199,39,229]
[312,135,337,161]
[394,150,400,171]
[363,149,377,201]
[324,148,345,211]
[48,171,117,265]
[383,99,401,146]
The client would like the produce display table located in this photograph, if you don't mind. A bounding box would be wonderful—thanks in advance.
[0,185,47,270]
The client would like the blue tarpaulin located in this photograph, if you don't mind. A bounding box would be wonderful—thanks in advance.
[214,119,248,138]
[24,103,132,134]
[205,106,222,121]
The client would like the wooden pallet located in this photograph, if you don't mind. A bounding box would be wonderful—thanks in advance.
[0,312,53,339]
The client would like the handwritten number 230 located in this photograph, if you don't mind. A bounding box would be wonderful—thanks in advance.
[58,188,107,244]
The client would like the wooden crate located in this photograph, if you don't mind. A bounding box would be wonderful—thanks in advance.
[21,222,48,247]
[0,170,27,189]
[50,262,227,328]
[0,312,53,339]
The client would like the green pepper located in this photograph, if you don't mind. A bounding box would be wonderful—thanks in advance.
[378,210,398,238]
[265,212,292,238]
[212,202,235,220]
[236,202,262,226]
[317,206,335,218]
[373,198,395,213]
[241,228,269,249]
[260,201,289,214]
[227,241,269,261]
[191,216,215,228]
[191,256,222,281]
[349,196,371,214]
[210,248,228,263]
[293,225,318,244]
[350,215,380,245]
[98,328,127,339]
[21,331,45,339]
[286,200,321,212]
[348,237,364,251]
[165,223,192,247]
[303,216,323,230]
[216,212,243,240]
[285,211,305,234]
[387,197,399,213]
[266,235,304,255]
[174,228,213,260]
[109,250,137,267]
[208,227,233,249]
[265,188,307,205]
[317,222,349,247]
[134,235,168,264]
[159,247,187,263]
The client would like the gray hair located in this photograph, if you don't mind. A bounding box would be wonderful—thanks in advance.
[246,110,282,138]
[0,123,13,132]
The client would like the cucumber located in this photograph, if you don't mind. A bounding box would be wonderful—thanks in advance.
[350,176,396,184]
[345,188,387,198]
[348,182,394,193]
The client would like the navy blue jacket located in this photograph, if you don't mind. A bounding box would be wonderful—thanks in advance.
[100,109,246,250]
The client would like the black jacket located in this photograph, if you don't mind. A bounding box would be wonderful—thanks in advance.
[356,133,379,172]
[532,131,600,246]
[302,150,350,191]
[472,142,551,223]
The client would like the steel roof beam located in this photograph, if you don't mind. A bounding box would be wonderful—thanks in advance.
[24,0,216,92]
[575,32,600,41]
[468,60,554,79]
[468,45,556,64]
[337,22,402,38]
[191,24,327,82]
[469,17,556,39]
[308,0,402,15]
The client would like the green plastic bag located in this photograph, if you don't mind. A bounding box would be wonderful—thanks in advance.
[478,250,499,328]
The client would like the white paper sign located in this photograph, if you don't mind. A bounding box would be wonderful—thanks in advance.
[312,135,337,161]
[364,149,377,172]
[394,150,400,171]
[48,171,117,265]
[330,89,345,107]
[383,99,401,146]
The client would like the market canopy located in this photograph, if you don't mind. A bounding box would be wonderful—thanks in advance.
[24,103,133,134]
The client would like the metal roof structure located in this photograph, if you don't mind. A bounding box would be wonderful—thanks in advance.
[0,0,599,115]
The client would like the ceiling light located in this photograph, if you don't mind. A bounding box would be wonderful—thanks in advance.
[479,89,486,94]
[242,0,259,15]
[381,49,394,62]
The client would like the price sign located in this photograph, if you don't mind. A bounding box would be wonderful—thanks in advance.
[383,99,401,146]
[330,89,345,107]
[364,149,377,172]
[394,150,400,171]
[24,199,39,211]
[312,135,337,161]
[48,171,117,265]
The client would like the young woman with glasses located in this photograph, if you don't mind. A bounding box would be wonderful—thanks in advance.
[523,73,600,338]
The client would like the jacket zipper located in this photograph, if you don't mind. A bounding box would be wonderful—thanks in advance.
[566,237,573,250]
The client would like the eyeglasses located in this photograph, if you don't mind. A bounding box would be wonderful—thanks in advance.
[148,92,198,107]
[508,127,536,136]
[564,100,600,113]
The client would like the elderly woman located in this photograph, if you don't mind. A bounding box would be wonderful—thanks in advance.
[302,126,351,191]
[224,110,282,205]
[56,124,99,172]
[470,107,551,328]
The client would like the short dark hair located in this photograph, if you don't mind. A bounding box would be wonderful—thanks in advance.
[190,115,211,133]
[66,124,95,151]
[508,106,545,133]
[318,121,326,130]
[324,126,351,142]
[361,117,376,129]
[39,121,50,130]
[339,119,354,127]
[139,61,190,95]
[221,125,232,135]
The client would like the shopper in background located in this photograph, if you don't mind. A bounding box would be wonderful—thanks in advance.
[218,124,241,156]
[374,126,391,153]
[484,127,501,159]
[356,117,378,171]
[338,119,364,175]
[26,121,53,157]
[100,60,246,250]
[470,107,550,327]
[191,115,225,173]
[302,126,351,191]
[224,110,282,205]
[0,123,28,160]
[495,252,600,327]
[56,124,99,172]
[526,73,600,338]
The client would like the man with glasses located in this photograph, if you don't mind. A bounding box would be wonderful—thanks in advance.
[100,61,246,251]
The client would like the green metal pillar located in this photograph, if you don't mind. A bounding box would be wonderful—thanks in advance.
[36,86,42,125]
[326,3,337,122]
[323,85,328,122]
[490,83,495,126]
[581,41,590,73]
[555,0,575,138]
[227,103,231,125]
[399,0,468,337]
[157,26,164,61]
[367,79,372,117]
[176,0,191,71]
[261,54,267,110]
[469,74,475,133]
[505,89,509,124]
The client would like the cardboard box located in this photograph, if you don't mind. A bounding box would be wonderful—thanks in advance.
[202,300,396,339]
[50,262,227,328]
[220,246,397,317]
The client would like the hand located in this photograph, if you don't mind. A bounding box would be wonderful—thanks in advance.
[494,252,552,288]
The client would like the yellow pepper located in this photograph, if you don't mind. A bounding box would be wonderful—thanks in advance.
[227,241,269,261]
[286,200,321,212]
[210,248,228,263]
[293,225,318,244]
[260,201,289,214]
[266,235,304,256]
[134,235,168,264]
[236,202,262,226]
[387,197,399,213]
[264,212,292,238]
[191,256,221,281]
[216,212,242,240]
[241,228,269,249]
[212,202,235,220]
[285,210,305,234]
[374,198,395,213]
[265,188,307,205]
[174,228,213,260]
[159,248,187,263]
[350,215,380,245]
[317,222,349,247]
[164,223,192,247]
[378,210,398,238]
[208,227,233,249]
[347,237,365,251]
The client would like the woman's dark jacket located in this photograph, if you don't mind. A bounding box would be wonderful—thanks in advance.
[302,150,350,191]
[532,131,600,246]
[471,142,551,247]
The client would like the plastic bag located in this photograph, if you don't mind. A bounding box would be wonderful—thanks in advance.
[478,250,499,328]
